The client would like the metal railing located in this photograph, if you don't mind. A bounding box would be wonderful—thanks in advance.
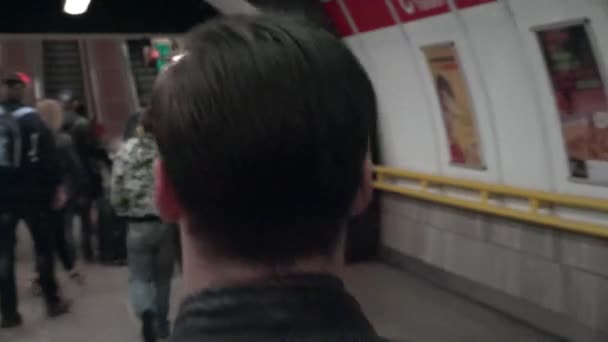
[374,165,608,240]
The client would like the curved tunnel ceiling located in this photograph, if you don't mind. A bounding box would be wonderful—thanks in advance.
[0,0,220,34]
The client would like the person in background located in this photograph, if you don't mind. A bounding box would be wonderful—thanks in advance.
[123,100,147,140]
[0,72,70,328]
[123,101,182,270]
[147,15,382,341]
[61,97,106,262]
[111,112,175,342]
[37,98,85,284]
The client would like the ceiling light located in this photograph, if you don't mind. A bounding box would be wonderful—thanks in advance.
[64,0,92,15]
[171,54,186,63]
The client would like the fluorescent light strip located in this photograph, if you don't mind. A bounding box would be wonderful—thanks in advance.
[64,0,92,15]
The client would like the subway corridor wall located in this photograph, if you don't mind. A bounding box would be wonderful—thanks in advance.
[321,0,608,341]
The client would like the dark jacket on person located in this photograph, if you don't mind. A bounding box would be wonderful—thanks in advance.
[170,274,386,342]
[0,100,61,209]
[54,132,85,200]
[62,111,108,199]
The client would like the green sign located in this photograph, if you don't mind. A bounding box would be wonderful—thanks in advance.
[154,41,172,71]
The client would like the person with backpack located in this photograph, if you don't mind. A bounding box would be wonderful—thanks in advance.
[0,72,71,328]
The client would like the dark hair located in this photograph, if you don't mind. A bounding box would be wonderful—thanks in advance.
[139,107,154,134]
[435,75,454,99]
[148,14,376,264]
[73,100,87,117]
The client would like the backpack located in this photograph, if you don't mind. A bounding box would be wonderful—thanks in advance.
[0,106,34,172]
[0,106,23,171]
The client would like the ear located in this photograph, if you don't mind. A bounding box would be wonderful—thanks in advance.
[154,158,183,223]
[350,158,373,217]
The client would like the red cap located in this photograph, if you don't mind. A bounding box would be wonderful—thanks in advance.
[3,71,31,85]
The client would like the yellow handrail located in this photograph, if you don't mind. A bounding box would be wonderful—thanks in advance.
[373,165,608,240]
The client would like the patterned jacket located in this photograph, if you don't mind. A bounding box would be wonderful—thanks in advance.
[110,135,158,218]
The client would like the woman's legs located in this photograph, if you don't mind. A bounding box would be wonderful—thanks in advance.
[154,224,175,338]
[127,221,158,342]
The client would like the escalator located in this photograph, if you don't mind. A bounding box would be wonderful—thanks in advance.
[42,40,85,101]
[126,39,157,104]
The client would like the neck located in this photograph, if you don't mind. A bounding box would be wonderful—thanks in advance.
[179,223,346,295]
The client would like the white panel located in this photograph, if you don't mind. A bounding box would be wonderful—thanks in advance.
[356,26,441,172]
[344,35,400,166]
[204,0,258,14]
[455,2,553,191]
[507,0,608,199]
[403,13,502,183]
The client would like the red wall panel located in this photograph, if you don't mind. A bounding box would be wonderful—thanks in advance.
[456,0,496,9]
[343,0,397,33]
[390,0,450,22]
[321,0,354,37]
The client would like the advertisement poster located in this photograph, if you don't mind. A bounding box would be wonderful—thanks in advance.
[423,43,484,168]
[537,23,608,184]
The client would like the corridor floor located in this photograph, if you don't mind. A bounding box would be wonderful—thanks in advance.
[1,226,560,342]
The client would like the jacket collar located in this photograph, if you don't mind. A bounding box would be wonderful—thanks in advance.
[172,274,378,340]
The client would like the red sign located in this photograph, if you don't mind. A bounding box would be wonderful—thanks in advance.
[321,0,354,37]
[343,0,397,33]
[456,0,496,9]
[391,0,450,23]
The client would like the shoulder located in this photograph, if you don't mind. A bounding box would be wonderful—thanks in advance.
[71,116,90,132]
[124,138,139,151]
[12,107,46,131]
[115,138,138,159]
[11,107,38,121]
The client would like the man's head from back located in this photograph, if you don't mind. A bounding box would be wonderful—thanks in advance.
[1,72,30,102]
[148,15,376,274]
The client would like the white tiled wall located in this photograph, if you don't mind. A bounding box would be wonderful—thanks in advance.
[330,0,608,336]
[381,194,608,335]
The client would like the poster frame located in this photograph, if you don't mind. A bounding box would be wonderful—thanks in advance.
[420,40,488,171]
[532,18,608,186]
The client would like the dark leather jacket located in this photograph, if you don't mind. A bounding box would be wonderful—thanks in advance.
[171,274,386,342]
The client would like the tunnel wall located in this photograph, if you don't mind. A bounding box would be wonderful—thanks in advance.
[322,0,608,340]
[0,38,133,144]
[0,40,42,105]
[80,39,134,145]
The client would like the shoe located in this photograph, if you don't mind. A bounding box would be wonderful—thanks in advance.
[83,249,96,263]
[68,269,86,287]
[156,319,170,339]
[141,310,157,342]
[1,313,23,328]
[112,259,127,266]
[84,255,96,264]
[29,277,42,296]
[47,299,71,318]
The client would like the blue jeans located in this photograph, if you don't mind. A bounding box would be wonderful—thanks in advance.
[127,220,175,323]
